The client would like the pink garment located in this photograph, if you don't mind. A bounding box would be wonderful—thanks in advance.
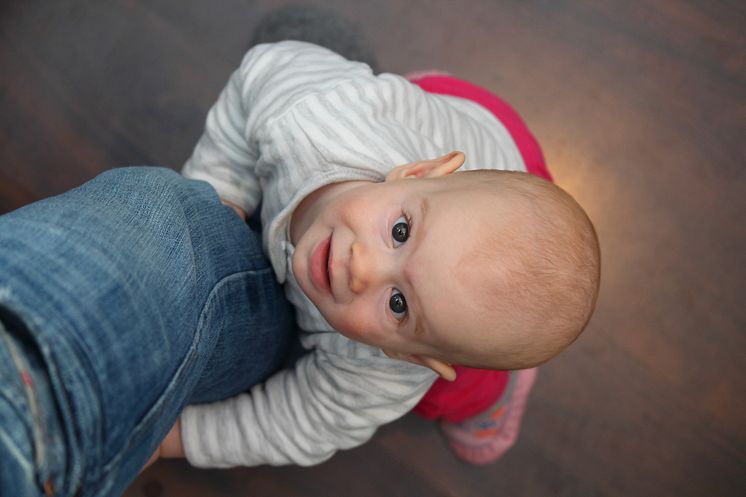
[409,73,550,423]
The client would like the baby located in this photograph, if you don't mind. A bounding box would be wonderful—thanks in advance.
[157,40,600,468]
[289,151,597,374]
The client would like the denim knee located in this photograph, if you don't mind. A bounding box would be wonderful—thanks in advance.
[95,166,183,192]
[92,166,218,213]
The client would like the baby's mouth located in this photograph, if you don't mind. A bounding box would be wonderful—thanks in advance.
[310,235,332,294]
[326,239,333,295]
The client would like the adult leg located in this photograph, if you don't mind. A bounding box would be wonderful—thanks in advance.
[0,167,295,496]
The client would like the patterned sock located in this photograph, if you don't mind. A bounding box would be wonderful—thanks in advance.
[440,368,538,465]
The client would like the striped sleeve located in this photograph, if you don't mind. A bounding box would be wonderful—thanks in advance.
[181,41,375,214]
[180,343,437,467]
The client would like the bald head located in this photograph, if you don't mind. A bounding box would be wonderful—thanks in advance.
[430,170,601,370]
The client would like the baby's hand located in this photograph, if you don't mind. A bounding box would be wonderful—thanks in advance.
[220,198,247,221]
[159,417,185,459]
[139,418,184,473]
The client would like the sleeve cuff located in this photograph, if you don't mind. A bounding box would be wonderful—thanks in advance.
[180,404,229,468]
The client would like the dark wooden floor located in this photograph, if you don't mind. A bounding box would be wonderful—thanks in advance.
[2,1,744,496]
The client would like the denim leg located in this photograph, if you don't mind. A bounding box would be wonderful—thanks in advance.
[0,167,296,497]
[0,314,60,497]
[187,265,296,405]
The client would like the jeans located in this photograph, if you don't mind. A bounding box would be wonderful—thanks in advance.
[0,167,296,497]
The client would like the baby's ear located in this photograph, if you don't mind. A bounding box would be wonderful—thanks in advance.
[383,349,457,382]
[385,151,465,181]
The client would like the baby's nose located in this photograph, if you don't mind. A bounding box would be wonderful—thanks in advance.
[349,241,385,293]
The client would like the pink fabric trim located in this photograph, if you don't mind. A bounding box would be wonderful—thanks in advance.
[403,69,452,80]
[414,366,511,423]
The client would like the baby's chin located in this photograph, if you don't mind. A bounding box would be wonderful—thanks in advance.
[290,253,317,302]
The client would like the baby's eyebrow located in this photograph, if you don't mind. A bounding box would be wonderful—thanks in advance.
[413,315,426,337]
[419,196,430,234]
[409,197,430,338]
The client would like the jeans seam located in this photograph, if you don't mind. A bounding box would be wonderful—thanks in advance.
[0,321,47,490]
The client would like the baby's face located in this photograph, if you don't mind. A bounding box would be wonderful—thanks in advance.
[291,174,504,358]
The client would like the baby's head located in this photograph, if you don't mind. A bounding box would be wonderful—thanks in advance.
[290,151,600,380]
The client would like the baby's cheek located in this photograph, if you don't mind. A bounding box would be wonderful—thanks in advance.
[338,195,374,224]
[334,315,365,338]
[333,311,381,345]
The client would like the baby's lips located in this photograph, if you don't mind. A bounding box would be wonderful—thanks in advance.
[310,235,332,293]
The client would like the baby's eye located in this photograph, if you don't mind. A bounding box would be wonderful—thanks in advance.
[391,215,410,247]
[389,290,408,320]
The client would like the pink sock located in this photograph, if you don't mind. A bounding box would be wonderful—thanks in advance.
[440,368,538,465]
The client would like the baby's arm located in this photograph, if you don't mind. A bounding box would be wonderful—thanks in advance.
[182,41,373,216]
[178,343,436,467]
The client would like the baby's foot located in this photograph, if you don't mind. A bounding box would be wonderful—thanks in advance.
[440,368,537,465]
